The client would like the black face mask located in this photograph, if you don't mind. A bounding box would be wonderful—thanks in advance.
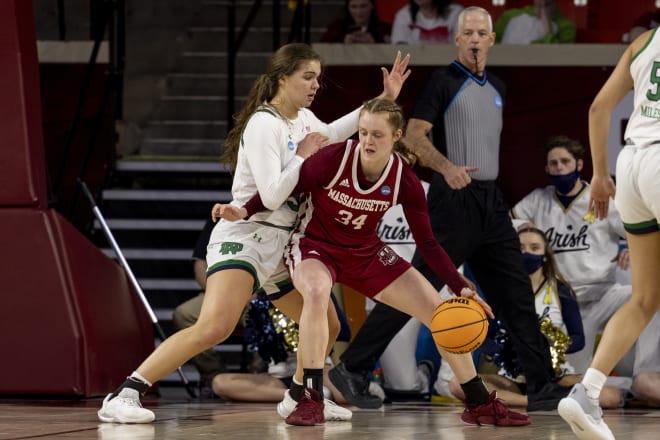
[522,252,544,274]
[549,166,580,195]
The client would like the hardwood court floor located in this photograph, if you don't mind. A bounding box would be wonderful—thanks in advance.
[1,390,659,439]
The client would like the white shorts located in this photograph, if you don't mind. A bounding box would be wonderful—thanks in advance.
[615,144,660,234]
[206,220,293,296]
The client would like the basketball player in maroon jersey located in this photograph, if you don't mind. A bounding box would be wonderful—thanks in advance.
[213,99,531,427]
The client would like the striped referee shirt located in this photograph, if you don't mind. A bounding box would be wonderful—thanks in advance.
[412,61,505,181]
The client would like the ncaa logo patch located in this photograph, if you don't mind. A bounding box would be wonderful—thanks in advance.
[381,185,392,196]
[494,95,502,108]
[377,245,399,266]
[287,140,295,150]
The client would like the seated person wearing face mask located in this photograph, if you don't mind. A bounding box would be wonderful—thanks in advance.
[510,135,660,406]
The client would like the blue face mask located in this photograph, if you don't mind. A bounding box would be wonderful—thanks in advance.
[549,168,580,195]
[522,252,544,274]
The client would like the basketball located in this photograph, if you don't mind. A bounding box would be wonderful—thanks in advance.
[431,297,488,354]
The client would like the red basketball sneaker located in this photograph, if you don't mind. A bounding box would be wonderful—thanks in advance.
[462,391,531,426]
[285,388,325,426]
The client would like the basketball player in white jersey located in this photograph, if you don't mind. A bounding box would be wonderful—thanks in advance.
[557,28,660,440]
[511,135,660,406]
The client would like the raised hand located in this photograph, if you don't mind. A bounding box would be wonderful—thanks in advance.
[380,51,412,101]
[212,203,247,222]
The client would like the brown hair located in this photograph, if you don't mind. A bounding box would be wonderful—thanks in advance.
[221,43,323,170]
[359,98,419,166]
[543,135,585,162]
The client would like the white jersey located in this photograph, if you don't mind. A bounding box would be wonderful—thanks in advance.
[511,183,626,301]
[535,279,576,375]
[230,104,360,227]
[624,28,660,148]
[535,280,568,336]
[391,4,463,44]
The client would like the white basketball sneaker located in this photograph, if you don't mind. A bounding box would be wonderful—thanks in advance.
[97,388,155,424]
[558,383,614,440]
[277,390,352,421]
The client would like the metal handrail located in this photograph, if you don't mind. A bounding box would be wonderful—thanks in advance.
[225,0,312,132]
[52,0,125,229]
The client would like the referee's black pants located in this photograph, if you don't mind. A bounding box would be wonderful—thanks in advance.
[339,177,555,394]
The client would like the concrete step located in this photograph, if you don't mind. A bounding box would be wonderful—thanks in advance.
[112,158,233,189]
[191,0,343,28]
[154,94,247,120]
[140,137,224,157]
[144,120,227,139]
[179,50,270,73]
[184,26,327,52]
[165,72,257,96]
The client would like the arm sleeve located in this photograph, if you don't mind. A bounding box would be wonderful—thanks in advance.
[243,114,305,210]
[510,190,537,224]
[244,142,346,217]
[557,282,585,353]
[400,169,466,294]
[310,107,361,144]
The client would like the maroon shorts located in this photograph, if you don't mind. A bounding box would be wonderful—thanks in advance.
[285,235,411,298]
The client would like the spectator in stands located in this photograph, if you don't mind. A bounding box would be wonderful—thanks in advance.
[511,135,660,405]
[494,0,576,44]
[391,0,463,44]
[172,218,226,398]
[320,0,391,44]
[446,227,624,409]
[623,9,660,43]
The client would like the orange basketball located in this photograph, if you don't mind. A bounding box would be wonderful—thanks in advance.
[431,297,489,354]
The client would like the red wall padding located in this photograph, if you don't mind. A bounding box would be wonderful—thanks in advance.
[0,0,47,207]
[0,0,153,396]
[0,209,153,396]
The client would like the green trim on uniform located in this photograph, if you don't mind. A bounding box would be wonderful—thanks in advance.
[240,107,280,148]
[631,27,658,64]
[623,218,660,234]
[206,259,262,291]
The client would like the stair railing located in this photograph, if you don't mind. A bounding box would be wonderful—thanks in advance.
[53,0,125,231]
[225,0,312,134]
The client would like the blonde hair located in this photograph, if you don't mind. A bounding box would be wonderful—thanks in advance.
[221,43,322,170]
[359,98,419,166]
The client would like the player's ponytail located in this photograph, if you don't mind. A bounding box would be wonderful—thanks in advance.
[222,43,323,171]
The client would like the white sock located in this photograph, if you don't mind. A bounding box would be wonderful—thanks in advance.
[582,368,607,401]
[131,371,152,387]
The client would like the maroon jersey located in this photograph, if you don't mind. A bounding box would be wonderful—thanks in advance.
[283,141,465,295]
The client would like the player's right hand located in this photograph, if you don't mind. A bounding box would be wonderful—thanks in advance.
[296,132,329,159]
[212,203,247,222]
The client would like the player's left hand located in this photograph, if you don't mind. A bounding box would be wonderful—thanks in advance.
[459,287,494,319]
[588,175,616,220]
[380,51,411,101]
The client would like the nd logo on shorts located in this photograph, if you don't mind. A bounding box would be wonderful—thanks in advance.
[377,245,399,266]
